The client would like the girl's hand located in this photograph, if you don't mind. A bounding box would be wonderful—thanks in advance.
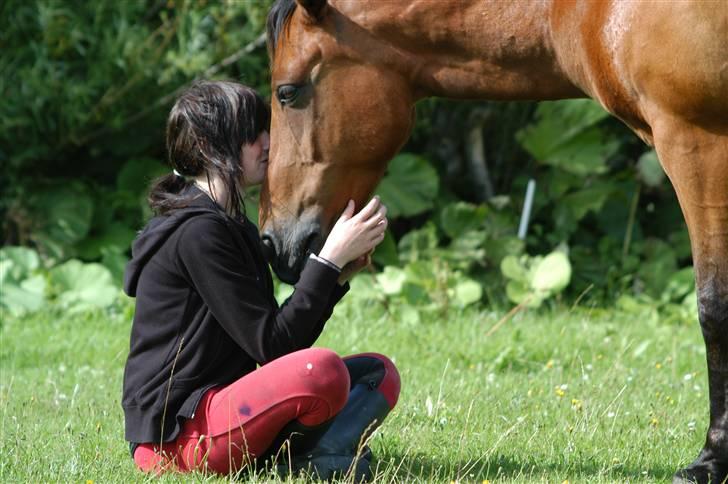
[319,197,388,269]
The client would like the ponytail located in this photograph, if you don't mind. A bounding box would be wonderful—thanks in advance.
[148,173,195,215]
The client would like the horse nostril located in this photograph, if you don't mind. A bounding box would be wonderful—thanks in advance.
[260,234,276,262]
[303,230,322,257]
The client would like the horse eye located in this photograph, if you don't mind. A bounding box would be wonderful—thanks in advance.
[276,85,300,106]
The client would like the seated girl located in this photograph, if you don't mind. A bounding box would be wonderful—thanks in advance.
[121,80,400,481]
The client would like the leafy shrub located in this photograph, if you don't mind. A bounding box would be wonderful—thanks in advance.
[1,3,696,323]
[1,246,122,316]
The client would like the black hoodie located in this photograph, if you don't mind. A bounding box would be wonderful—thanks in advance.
[121,187,347,445]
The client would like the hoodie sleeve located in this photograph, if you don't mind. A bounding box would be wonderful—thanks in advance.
[175,215,342,364]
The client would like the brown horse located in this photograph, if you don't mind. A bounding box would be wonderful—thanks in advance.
[259,0,728,481]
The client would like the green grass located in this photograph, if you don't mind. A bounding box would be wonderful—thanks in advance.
[1,296,708,483]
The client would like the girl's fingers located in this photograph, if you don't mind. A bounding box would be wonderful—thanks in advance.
[363,206,388,228]
[354,196,381,220]
[335,200,355,224]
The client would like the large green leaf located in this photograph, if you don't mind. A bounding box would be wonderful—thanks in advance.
[439,202,488,239]
[376,153,439,218]
[531,251,572,293]
[49,259,118,309]
[453,278,483,306]
[376,266,407,295]
[516,100,619,176]
[0,275,46,316]
[505,281,526,304]
[500,255,528,283]
[502,250,572,306]
[75,222,136,260]
[559,183,614,221]
[348,273,384,303]
[398,223,439,264]
[516,100,610,158]
[0,246,41,285]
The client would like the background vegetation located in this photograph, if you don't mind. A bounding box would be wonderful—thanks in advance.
[1,1,704,481]
[0,0,694,320]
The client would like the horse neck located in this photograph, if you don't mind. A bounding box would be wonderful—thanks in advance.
[342,0,583,101]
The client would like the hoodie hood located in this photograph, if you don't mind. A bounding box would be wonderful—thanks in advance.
[123,207,223,296]
[123,189,227,297]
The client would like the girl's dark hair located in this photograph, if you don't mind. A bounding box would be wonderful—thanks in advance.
[149,80,270,217]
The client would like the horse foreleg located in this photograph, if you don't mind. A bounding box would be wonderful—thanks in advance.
[652,117,728,484]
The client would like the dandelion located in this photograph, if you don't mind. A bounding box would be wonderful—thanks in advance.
[555,387,566,398]
[545,360,554,369]
[650,417,659,426]
[655,362,662,369]
[571,399,582,410]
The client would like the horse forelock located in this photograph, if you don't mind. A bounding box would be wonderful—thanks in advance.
[267,0,298,60]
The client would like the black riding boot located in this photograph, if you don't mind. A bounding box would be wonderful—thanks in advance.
[289,383,392,482]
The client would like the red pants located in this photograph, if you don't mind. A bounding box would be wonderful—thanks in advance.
[133,348,400,474]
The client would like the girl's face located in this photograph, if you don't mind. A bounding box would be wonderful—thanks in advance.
[240,131,270,187]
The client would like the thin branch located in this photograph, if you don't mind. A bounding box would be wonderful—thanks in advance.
[485,296,531,337]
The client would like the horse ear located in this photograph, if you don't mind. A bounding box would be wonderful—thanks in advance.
[296,0,328,21]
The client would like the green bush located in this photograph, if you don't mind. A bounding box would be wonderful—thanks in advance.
[1,2,694,321]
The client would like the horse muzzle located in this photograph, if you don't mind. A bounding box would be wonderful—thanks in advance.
[261,218,324,285]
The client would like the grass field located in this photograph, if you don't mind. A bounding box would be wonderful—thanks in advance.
[0,294,708,483]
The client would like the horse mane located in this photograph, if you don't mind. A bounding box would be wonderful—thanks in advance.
[266,0,298,60]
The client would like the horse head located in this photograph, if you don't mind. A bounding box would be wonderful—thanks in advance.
[260,0,417,283]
